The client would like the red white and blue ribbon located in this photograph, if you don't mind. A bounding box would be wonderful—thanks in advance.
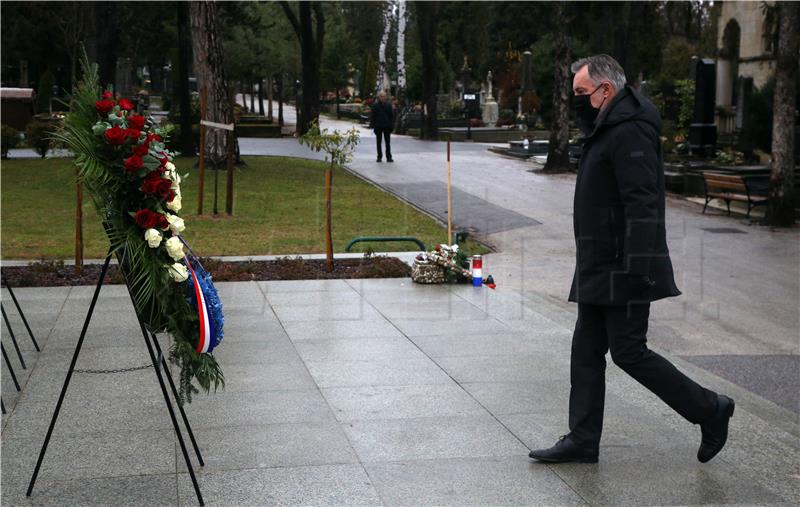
[185,255,213,354]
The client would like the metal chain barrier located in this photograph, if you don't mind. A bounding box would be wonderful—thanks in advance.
[74,351,162,375]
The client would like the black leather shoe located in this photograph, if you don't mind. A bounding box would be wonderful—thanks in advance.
[387,158,394,162]
[698,394,735,463]
[529,435,599,463]
[376,157,382,163]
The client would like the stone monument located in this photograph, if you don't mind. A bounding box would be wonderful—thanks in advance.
[482,71,499,127]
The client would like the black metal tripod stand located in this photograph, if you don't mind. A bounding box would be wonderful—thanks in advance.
[25,250,207,505]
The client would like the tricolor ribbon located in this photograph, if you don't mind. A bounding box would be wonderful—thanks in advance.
[185,255,214,354]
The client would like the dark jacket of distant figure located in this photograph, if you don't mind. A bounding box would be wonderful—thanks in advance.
[371,99,394,132]
[568,85,681,306]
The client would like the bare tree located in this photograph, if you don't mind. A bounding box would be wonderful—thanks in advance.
[280,1,324,136]
[543,2,572,173]
[415,1,439,140]
[190,0,232,164]
[765,1,799,226]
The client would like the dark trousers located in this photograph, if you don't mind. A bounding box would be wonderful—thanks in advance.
[375,128,392,160]
[568,303,718,447]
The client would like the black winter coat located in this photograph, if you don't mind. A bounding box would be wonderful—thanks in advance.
[371,100,394,131]
[568,86,681,306]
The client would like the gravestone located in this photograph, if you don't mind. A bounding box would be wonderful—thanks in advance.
[688,58,717,156]
[735,76,754,154]
[482,71,499,127]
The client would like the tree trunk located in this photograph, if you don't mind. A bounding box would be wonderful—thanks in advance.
[415,1,439,140]
[280,1,324,136]
[190,0,232,165]
[277,74,284,126]
[377,3,392,93]
[250,80,256,112]
[267,75,273,121]
[543,3,572,174]
[336,88,340,119]
[177,1,195,156]
[396,0,407,107]
[89,1,118,90]
[258,77,265,116]
[765,2,799,226]
[325,164,334,272]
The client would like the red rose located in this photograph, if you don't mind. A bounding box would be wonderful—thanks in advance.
[104,125,127,146]
[165,189,176,203]
[95,99,115,115]
[102,90,113,99]
[145,133,162,145]
[156,213,170,230]
[132,144,149,157]
[134,209,159,229]
[155,178,173,198]
[141,171,162,194]
[124,155,144,173]
[126,128,141,140]
[118,98,134,111]
[127,114,145,130]
[159,155,169,166]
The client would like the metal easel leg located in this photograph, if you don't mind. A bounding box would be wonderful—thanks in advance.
[150,332,205,466]
[2,304,27,370]
[2,342,21,391]
[2,276,41,351]
[26,251,113,497]
[139,323,205,506]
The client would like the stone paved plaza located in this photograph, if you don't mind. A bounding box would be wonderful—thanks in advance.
[2,104,799,505]
[1,277,797,506]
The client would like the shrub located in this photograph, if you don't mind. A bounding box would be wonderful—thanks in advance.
[25,120,53,158]
[1,124,20,158]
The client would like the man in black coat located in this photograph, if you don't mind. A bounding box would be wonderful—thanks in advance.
[529,55,734,464]
[371,90,394,162]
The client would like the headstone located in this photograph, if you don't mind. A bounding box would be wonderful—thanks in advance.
[521,51,533,92]
[734,76,753,130]
[19,60,28,88]
[482,71,499,127]
[688,58,717,156]
[735,76,754,154]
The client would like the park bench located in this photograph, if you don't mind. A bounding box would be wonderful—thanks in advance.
[701,172,768,218]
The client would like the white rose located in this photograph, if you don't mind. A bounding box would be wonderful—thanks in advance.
[167,194,182,212]
[167,214,185,233]
[165,236,185,260]
[165,161,175,172]
[167,262,189,282]
[144,228,162,248]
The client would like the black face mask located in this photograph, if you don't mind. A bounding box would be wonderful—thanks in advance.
[574,85,606,135]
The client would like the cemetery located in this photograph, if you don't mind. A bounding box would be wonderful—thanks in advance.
[0,1,798,506]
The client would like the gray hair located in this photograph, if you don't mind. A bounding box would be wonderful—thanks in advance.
[570,54,627,91]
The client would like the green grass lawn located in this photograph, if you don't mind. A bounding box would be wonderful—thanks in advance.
[1,155,487,260]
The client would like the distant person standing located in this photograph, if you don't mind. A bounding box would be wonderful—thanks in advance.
[371,91,394,162]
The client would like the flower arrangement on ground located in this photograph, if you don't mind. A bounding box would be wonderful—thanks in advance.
[55,56,223,403]
[412,244,472,283]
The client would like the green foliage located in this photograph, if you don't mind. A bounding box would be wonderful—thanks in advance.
[299,119,360,167]
[25,120,54,158]
[675,79,695,132]
[740,77,776,153]
[1,124,20,158]
[53,52,224,403]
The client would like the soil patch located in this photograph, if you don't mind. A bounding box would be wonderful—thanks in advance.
[1,256,411,287]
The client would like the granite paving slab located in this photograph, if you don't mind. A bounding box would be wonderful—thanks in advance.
[365,456,588,506]
[342,414,529,462]
[176,465,382,506]
[322,384,488,422]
